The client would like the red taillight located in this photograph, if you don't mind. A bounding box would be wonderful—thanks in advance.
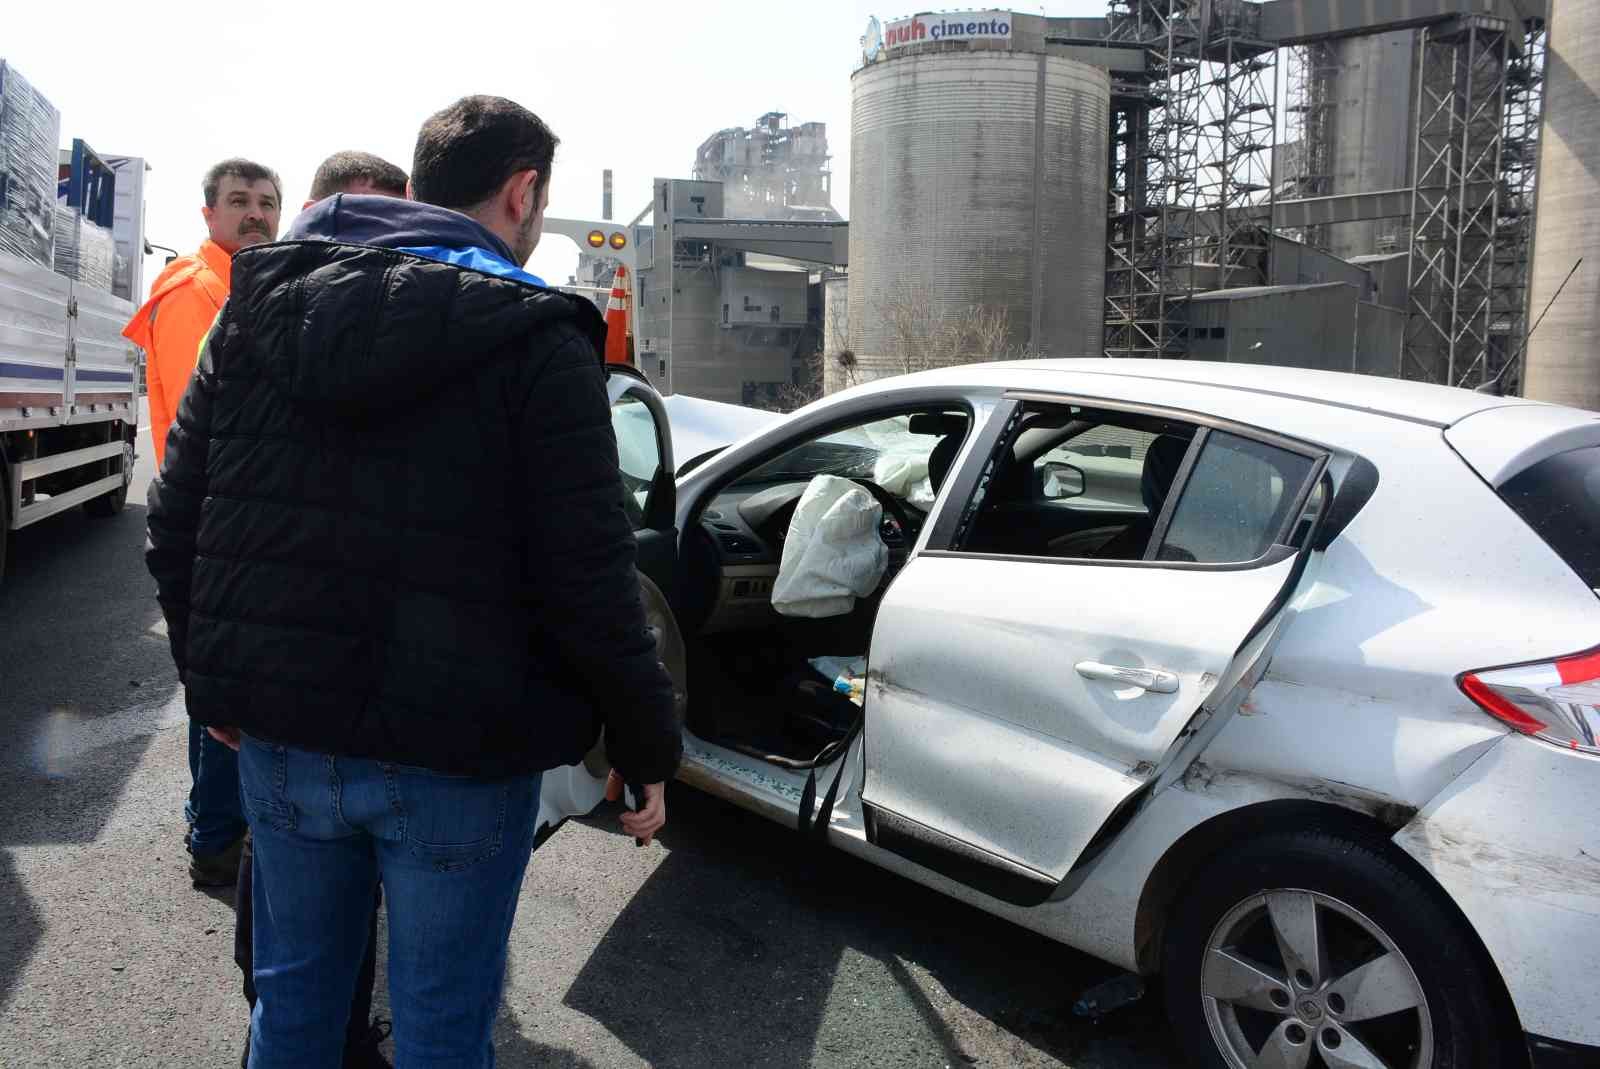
[1460,648,1600,754]
[1459,673,1548,733]
[1558,648,1600,685]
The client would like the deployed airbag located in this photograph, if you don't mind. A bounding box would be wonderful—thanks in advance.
[873,451,936,509]
[771,476,889,618]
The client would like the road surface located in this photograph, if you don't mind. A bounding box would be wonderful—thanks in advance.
[0,404,1181,1067]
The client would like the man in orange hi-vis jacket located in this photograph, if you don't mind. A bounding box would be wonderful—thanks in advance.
[122,158,281,892]
[124,158,282,470]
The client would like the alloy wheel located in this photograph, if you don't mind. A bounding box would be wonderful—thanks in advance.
[1200,888,1434,1069]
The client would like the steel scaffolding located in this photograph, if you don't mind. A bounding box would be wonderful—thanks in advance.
[1104,0,1204,358]
[1104,1,1277,357]
[1403,17,1512,388]
[1282,41,1338,248]
[1104,83,1158,357]
[1191,6,1278,286]
[1101,3,1544,379]
[1493,19,1547,394]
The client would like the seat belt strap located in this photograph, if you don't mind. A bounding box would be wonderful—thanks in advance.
[801,721,859,841]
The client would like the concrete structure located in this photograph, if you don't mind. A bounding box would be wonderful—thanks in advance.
[693,113,838,221]
[1319,31,1420,260]
[822,271,850,395]
[847,46,1109,386]
[634,179,846,404]
[1524,0,1598,410]
[1186,282,1405,376]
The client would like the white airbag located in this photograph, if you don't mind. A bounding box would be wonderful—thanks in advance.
[771,476,889,618]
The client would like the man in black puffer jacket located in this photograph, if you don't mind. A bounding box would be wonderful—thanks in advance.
[145,96,679,1069]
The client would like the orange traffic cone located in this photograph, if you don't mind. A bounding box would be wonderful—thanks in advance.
[604,265,631,366]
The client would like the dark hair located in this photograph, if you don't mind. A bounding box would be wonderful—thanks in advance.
[203,158,282,208]
[411,96,558,211]
[308,151,409,201]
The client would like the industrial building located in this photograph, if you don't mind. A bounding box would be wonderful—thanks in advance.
[693,113,840,222]
[611,113,851,406]
[547,115,850,406]
[838,1,1588,408]
[632,178,847,405]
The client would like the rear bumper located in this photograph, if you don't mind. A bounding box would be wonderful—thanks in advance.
[1527,1033,1600,1069]
[1393,735,1600,1049]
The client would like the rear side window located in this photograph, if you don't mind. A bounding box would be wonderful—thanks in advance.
[1158,431,1317,564]
[1499,445,1600,589]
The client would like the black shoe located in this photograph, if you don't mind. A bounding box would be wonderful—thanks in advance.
[189,833,246,888]
[241,1018,390,1068]
[343,1019,393,1069]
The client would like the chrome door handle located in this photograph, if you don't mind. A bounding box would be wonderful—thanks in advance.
[1075,661,1180,694]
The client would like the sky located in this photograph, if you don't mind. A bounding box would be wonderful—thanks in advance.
[8,0,1107,299]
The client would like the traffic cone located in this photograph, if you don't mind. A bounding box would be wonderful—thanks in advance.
[604,265,631,366]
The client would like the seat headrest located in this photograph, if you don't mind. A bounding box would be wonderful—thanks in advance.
[928,435,962,494]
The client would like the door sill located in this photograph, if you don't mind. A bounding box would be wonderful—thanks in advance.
[679,735,810,824]
[865,803,1058,907]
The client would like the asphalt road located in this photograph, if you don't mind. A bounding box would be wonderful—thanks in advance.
[0,404,1181,1068]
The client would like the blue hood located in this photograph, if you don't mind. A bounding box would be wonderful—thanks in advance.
[284,194,546,287]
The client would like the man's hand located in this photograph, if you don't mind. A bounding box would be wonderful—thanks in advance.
[605,770,666,846]
[207,725,241,751]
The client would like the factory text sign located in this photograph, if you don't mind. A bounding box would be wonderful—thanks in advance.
[881,11,1013,52]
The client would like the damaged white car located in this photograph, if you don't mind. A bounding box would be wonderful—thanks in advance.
[547,359,1600,1069]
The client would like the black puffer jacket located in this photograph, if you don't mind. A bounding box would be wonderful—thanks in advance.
[145,196,680,784]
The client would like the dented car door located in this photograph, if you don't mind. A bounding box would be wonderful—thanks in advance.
[860,393,1334,904]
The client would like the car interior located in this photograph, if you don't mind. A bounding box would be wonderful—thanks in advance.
[675,407,972,767]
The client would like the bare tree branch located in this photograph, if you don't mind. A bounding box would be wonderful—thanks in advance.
[880,294,1026,373]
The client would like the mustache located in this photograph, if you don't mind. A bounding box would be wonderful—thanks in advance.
[238,220,271,235]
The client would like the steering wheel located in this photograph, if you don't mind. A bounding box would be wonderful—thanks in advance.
[848,478,920,551]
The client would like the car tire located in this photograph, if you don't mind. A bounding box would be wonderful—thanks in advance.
[1162,826,1506,1069]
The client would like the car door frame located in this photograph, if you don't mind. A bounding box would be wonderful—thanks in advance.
[607,365,678,596]
[859,388,1376,906]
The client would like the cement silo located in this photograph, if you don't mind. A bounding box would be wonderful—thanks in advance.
[1525,0,1600,410]
[848,48,1108,381]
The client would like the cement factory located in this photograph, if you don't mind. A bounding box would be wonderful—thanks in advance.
[574,0,1596,415]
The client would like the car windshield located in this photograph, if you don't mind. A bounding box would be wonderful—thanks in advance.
[733,415,938,486]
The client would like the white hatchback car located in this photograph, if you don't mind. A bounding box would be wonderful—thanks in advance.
[546,359,1600,1069]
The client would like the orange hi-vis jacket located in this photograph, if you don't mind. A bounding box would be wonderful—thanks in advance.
[123,240,232,468]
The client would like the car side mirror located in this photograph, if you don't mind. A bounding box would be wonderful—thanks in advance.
[1040,461,1085,501]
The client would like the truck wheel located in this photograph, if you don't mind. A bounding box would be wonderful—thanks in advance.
[83,440,135,518]
[1162,827,1506,1069]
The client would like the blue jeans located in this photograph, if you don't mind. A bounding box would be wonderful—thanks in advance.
[238,735,542,1069]
[186,721,246,855]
